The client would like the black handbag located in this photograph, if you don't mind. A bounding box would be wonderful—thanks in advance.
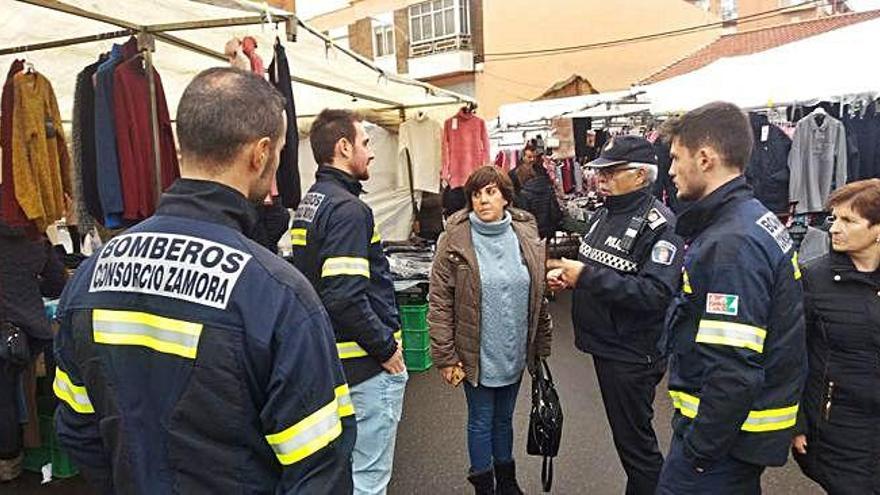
[527,358,563,492]
[0,321,31,367]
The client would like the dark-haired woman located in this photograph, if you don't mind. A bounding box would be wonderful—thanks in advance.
[429,166,552,494]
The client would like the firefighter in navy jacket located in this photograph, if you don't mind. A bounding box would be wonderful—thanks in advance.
[53,69,355,494]
[548,136,684,494]
[656,102,806,494]
[291,109,407,494]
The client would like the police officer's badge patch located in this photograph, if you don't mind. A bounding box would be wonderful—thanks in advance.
[651,240,677,265]
[647,208,667,230]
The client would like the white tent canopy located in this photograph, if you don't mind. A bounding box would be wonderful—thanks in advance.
[492,89,648,131]
[0,0,470,127]
[642,17,880,114]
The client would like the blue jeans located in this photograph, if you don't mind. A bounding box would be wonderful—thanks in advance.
[349,369,408,495]
[463,380,522,472]
[657,433,765,495]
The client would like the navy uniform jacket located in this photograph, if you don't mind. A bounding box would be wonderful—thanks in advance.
[572,187,684,364]
[666,177,807,468]
[53,179,356,494]
[291,166,400,386]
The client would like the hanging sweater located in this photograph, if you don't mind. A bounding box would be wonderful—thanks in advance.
[442,109,490,188]
[470,211,530,387]
[788,113,848,214]
[11,71,71,231]
[400,113,443,193]
[0,59,32,229]
[268,40,302,208]
[113,57,179,221]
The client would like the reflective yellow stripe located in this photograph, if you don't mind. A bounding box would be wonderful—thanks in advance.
[53,367,95,414]
[92,309,203,359]
[792,252,801,280]
[696,320,766,353]
[371,226,381,244]
[321,257,370,278]
[291,228,307,247]
[266,384,354,465]
[742,404,799,432]
[669,390,798,433]
[668,390,699,419]
[337,331,402,359]
[683,269,693,294]
[336,384,355,417]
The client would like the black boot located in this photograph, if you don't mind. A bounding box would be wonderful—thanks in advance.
[494,460,524,495]
[467,468,495,495]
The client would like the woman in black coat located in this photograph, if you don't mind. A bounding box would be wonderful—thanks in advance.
[0,223,67,480]
[792,179,880,494]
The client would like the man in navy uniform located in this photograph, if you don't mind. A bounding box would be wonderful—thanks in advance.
[53,68,355,494]
[657,102,806,494]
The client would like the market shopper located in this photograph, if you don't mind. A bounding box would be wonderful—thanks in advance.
[429,166,552,495]
[793,179,880,494]
[546,135,683,495]
[512,146,562,241]
[656,102,806,494]
[0,224,67,481]
[291,109,407,495]
[53,68,355,493]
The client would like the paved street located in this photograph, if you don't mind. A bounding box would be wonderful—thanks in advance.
[6,292,824,495]
[389,291,824,494]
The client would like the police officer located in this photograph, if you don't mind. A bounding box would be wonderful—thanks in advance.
[656,102,806,494]
[53,68,355,493]
[291,109,407,495]
[547,135,684,494]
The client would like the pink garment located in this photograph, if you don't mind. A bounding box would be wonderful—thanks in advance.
[241,36,264,76]
[441,109,490,188]
[224,38,251,71]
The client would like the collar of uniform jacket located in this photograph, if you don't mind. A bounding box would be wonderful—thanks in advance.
[675,176,753,239]
[602,186,652,214]
[155,178,258,234]
[316,165,364,196]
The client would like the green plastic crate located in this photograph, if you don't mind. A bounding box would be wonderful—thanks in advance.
[23,413,79,479]
[404,346,432,372]
[399,304,428,331]
[402,328,430,350]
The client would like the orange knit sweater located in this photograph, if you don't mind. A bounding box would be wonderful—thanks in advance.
[11,71,70,231]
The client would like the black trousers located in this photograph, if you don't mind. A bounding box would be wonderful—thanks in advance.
[593,356,666,495]
[0,363,22,458]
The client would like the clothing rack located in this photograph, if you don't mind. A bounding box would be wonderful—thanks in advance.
[2,0,471,209]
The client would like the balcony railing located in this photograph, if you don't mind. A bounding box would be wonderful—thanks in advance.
[410,34,472,58]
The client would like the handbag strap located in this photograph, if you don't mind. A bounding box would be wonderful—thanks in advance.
[541,455,553,492]
[541,358,554,384]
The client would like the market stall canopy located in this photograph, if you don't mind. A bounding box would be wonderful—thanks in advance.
[492,89,649,131]
[641,16,880,114]
[0,0,471,128]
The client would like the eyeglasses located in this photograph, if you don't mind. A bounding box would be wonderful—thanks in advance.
[596,166,639,178]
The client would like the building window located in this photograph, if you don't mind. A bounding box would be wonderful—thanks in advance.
[374,24,395,57]
[409,0,470,43]
[720,0,738,20]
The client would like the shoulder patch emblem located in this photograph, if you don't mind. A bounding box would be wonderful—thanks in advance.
[706,293,740,316]
[651,240,677,266]
[756,212,793,253]
[647,208,667,230]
